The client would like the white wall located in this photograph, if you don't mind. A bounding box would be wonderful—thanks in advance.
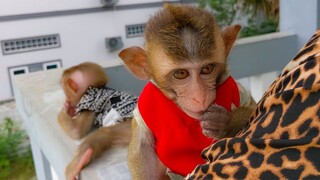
[0,0,176,16]
[244,0,320,102]
[0,3,161,100]
[280,0,320,48]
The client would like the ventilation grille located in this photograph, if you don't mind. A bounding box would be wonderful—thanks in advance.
[126,24,145,38]
[1,34,60,55]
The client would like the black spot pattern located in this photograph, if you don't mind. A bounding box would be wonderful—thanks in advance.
[218,139,248,160]
[202,174,213,180]
[267,148,301,167]
[299,54,317,66]
[295,79,305,88]
[293,45,314,60]
[280,131,289,139]
[203,139,227,161]
[269,138,309,149]
[291,68,301,85]
[304,59,317,71]
[281,91,319,127]
[281,90,294,104]
[281,165,304,179]
[207,154,213,162]
[276,80,284,93]
[303,175,320,180]
[200,164,209,174]
[213,163,229,179]
[252,104,282,138]
[298,119,312,135]
[260,170,279,180]
[282,69,290,76]
[251,108,267,125]
[301,127,319,144]
[305,34,320,47]
[248,152,264,168]
[249,139,267,149]
[233,165,248,179]
[305,147,320,171]
[304,74,316,89]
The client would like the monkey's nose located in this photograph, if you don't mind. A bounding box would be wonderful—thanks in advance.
[192,97,207,110]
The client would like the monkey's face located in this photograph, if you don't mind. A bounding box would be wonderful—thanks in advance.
[150,49,226,120]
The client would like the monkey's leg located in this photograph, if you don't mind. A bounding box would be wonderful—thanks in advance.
[65,121,132,180]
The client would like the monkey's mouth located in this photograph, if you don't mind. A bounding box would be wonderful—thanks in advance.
[183,108,203,120]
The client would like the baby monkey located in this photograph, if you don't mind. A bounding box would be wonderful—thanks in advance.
[58,62,137,180]
[119,3,256,179]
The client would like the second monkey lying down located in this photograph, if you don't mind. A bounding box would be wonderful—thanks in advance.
[57,62,137,179]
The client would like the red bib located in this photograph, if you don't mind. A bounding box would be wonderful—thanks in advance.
[137,76,240,176]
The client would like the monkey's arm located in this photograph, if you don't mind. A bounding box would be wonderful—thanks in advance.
[224,83,257,137]
[224,96,256,137]
[201,83,256,138]
[58,108,95,139]
[65,120,132,180]
[128,118,169,180]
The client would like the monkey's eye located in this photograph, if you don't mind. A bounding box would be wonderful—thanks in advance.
[173,69,189,79]
[200,64,215,75]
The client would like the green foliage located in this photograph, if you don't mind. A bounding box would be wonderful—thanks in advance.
[240,18,278,38]
[0,117,35,179]
[199,0,237,27]
[198,0,279,38]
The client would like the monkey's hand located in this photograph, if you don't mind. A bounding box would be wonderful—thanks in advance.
[64,99,77,117]
[66,147,93,180]
[200,104,231,139]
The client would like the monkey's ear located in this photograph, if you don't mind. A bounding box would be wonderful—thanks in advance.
[67,78,79,93]
[222,24,241,57]
[118,46,151,80]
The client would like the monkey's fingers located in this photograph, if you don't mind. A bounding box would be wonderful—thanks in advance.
[64,99,71,108]
[68,107,77,117]
[67,148,93,180]
[76,148,93,175]
[201,127,226,139]
[202,105,230,120]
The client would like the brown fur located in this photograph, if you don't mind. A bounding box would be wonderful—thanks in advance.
[58,62,132,180]
[119,3,255,179]
[145,4,219,62]
[61,62,108,89]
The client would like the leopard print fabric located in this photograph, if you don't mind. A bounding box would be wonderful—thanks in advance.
[186,30,320,179]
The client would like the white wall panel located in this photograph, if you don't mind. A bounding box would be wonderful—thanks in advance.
[0,0,169,16]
